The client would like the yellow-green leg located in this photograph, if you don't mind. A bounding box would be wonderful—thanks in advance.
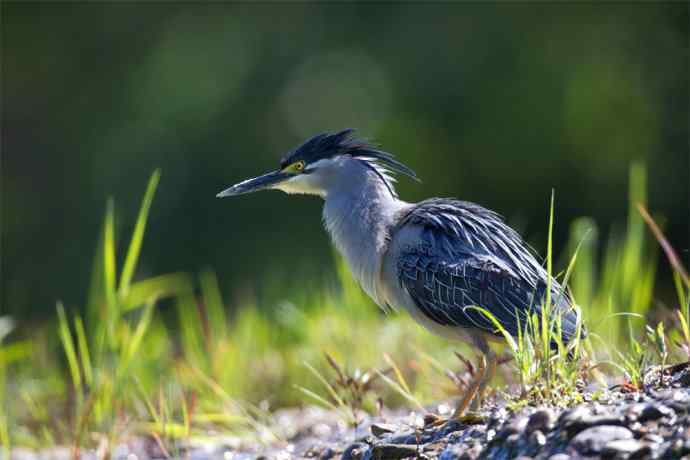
[471,350,496,412]
[451,354,486,418]
[452,336,496,421]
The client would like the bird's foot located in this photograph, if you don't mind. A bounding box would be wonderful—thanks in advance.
[423,412,486,428]
[453,412,487,425]
[423,412,447,427]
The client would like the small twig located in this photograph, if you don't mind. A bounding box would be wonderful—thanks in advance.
[71,388,99,460]
[454,351,475,376]
[637,203,690,287]
[324,352,346,385]
[151,432,172,459]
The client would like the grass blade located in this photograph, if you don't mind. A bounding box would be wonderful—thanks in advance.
[74,316,93,386]
[543,190,555,361]
[303,361,345,408]
[294,385,340,412]
[123,272,194,311]
[561,228,592,296]
[0,414,8,460]
[383,353,412,396]
[104,198,117,306]
[57,303,82,393]
[374,369,425,412]
[467,306,518,352]
[119,170,161,297]
[637,203,689,288]
[200,270,227,345]
[118,300,156,380]
[674,272,688,318]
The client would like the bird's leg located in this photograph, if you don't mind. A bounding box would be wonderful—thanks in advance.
[449,335,497,423]
[424,352,490,427]
[470,349,497,412]
[451,354,486,419]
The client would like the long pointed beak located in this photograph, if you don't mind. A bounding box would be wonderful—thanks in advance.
[216,170,290,198]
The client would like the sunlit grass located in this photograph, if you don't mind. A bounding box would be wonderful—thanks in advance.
[2,162,688,453]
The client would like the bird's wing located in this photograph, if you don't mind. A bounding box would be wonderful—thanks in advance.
[393,198,578,341]
[398,248,546,338]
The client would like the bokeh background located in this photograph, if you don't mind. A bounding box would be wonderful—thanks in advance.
[2,2,688,321]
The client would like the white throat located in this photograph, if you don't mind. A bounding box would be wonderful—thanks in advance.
[321,161,409,306]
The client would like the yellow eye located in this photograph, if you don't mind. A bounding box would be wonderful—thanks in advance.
[284,161,305,173]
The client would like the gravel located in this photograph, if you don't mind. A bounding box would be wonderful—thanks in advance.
[8,367,690,460]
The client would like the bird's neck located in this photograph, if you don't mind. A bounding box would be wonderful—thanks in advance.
[322,165,409,305]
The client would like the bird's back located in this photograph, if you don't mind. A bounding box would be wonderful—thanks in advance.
[381,198,581,345]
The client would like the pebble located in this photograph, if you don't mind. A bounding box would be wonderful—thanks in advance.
[385,432,418,445]
[369,443,418,459]
[600,438,645,456]
[570,425,634,455]
[547,455,570,460]
[561,406,626,437]
[370,423,397,437]
[12,388,690,460]
[529,430,546,447]
[6,449,38,460]
[340,442,368,460]
[319,448,336,460]
[662,437,690,458]
[493,416,528,443]
[638,404,674,422]
[526,409,554,434]
[438,445,464,460]
[643,433,664,444]
[439,444,481,460]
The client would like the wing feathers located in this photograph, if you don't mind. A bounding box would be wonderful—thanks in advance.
[395,199,581,343]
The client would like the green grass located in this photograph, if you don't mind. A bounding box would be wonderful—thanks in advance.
[1,163,688,454]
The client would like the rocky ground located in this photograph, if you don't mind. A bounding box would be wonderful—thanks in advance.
[11,364,690,460]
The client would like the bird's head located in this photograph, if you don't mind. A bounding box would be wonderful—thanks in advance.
[216,129,418,199]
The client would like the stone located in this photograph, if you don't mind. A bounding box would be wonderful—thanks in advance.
[506,433,520,445]
[370,423,398,437]
[661,438,690,458]
[628,402,675,423]
[369,443,419,459]
[493,416,528,443]
[561,406,626,438]
[638,404,674,423]
[341,442,368,460]
[570,425,634,455]
[600,438,644,456]
[529,430,547,447]
[628,445,653,460]
[385,433,418,445]
[439,444,482,460]
[642,433,664,444]
[438,446,462,460]
[320,447,337,459]
[6,449,38,460]
[674,369,690,386]
[559,405,591,425]
[526,409,554,434]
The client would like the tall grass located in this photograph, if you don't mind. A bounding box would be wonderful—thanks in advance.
[568,164,657,352]
[52,170,192,449]
[3,162,687,451]
[474,191,585,408]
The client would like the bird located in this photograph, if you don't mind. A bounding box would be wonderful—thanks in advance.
[217,128,582,418]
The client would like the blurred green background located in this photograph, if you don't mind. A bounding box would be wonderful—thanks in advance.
[2,2,688,320]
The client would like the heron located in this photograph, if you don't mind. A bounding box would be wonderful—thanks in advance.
[217,129,581,418]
